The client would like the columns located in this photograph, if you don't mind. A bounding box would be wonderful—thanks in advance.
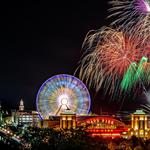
[131,115,134,128]
[145,116,147,129]
[60,114,76,129]
[73,116,76,129]
[131,110,148,138]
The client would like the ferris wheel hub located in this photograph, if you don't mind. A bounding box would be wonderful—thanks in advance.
[61,98,68,105]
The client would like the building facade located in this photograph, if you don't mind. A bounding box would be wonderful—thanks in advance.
[60,109,76,129]
[129,109,150,138]
[11,99,40,126]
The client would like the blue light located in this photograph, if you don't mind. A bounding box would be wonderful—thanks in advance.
[36,74,91,119]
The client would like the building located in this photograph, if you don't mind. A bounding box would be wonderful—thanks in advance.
[39,111,128,138]
[60,109,76,129]
[39,109,77,129]
[77,116,128,138]
[129,109,150,138]
[11,99,40,126]
[39,116,60,128]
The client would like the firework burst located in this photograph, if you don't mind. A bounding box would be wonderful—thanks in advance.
[77,27,150,99]
[108,0,150,43]
[141,103,150,113]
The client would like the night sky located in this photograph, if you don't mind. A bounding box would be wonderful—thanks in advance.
[0,1,146,113]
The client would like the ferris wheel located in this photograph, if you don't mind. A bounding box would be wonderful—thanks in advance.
[36,74,91,119]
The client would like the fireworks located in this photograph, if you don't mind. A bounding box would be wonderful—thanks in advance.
[77,0,150,101]
[108,0,150,43]
[78,27,150,98]
[140,90,150,113]
[141,103,150,113]
[121,57,149,91]
[136,0,150,13]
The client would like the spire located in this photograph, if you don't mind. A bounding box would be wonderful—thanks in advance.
[19,99,24,111]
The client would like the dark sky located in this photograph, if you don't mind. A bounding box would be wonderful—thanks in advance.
[0,1,145,113]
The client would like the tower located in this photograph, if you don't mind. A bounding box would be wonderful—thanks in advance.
[19,99,24,111]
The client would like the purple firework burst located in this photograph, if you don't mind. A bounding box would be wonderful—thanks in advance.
[135,0,150,14]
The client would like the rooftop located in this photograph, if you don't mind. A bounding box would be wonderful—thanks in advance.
[133,109,146,115]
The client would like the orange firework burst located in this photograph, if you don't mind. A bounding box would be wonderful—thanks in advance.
[98,29,141,76]
[77,27,150,98]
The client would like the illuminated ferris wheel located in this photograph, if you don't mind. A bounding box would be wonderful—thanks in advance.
[36,74,91,119]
